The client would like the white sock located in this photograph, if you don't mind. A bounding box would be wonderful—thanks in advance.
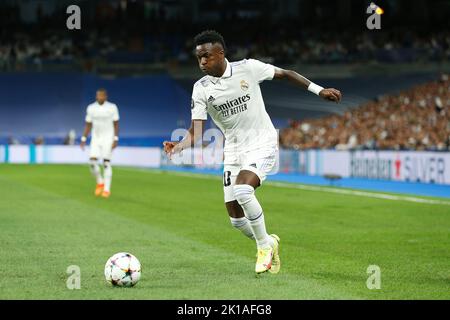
[249,212,274,249]
[89,160,103,185]
[230,217,255,240]
[103,162,112,192]
[233,184,274,249]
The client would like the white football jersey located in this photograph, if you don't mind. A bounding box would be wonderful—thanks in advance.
[85,101,120,142]
[191,59,278,162]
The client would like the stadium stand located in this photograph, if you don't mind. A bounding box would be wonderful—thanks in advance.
[1,1,449,72]
[0,0,449,152]
[280,74,450,151]
[1,72,442,146]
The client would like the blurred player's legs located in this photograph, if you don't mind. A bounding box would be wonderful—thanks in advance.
[89,158,104,196]
[102,160,112,198]
[90,138,113,198]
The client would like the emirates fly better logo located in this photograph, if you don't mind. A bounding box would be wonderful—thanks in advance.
[366,2,384,30]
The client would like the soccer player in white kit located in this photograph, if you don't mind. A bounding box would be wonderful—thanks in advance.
[80,88,120,198]
[163,31,342,274]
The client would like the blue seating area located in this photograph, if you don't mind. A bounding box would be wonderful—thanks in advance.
[0,73,191,146]
[0,72,438,146]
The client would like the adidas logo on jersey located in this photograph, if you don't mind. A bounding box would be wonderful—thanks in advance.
[208,96,215,103]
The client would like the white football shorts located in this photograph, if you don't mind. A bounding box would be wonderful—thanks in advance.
[223,145,278,203]
[89,138,113,160]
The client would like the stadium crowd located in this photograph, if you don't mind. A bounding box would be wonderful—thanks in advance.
[1,27,448,71]
[280,75,450,151]
[1,1,449,71]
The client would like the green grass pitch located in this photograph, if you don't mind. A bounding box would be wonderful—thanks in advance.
[0,164,449,299]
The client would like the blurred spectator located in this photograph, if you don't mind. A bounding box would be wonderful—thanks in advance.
[34,136,45,145]
[63,130,77,145]
[8,136,20,145]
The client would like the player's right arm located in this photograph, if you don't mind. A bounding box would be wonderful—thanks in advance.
[80,122,92,151]
[80,106,92,150]
[163,81,208,158]
[163,120,205,158]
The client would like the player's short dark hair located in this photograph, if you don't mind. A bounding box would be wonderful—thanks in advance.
[194,30,226,52]
[97,88,107,94]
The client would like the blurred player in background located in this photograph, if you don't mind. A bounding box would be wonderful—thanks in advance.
[80,88,120,198]
[164,30,342,274]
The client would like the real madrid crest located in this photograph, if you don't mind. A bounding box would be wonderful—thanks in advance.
[240,80,249,91]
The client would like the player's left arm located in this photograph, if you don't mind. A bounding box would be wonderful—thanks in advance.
[112,120,119,149]
[112,104,120,149]
[273,68,342,103]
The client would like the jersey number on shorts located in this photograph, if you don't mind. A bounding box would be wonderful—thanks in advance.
[223,171,231,187]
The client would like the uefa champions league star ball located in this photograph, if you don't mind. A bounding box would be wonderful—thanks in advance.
[104,252,141,287]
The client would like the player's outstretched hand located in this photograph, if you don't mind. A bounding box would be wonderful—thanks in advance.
[163,141,181,159]
[320,88,342,103]
[80,141,86,151]
[112,141,118,149]
[163,141,175,154]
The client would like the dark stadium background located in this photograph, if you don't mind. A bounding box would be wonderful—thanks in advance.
[1,0,450,302]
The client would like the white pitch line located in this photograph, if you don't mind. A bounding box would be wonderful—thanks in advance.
[159,170,450,206]
[267,181,450,206]
[119,167,450,206]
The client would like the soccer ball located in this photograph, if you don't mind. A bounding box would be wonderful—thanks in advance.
[104,252,141,287]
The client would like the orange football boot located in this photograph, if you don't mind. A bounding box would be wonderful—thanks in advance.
[101,191,111,198]
[95,184,104,196]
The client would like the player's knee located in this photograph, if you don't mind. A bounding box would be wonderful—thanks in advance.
[233,184,254,205]
[103,161,112,176]
[89,159,98,169]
